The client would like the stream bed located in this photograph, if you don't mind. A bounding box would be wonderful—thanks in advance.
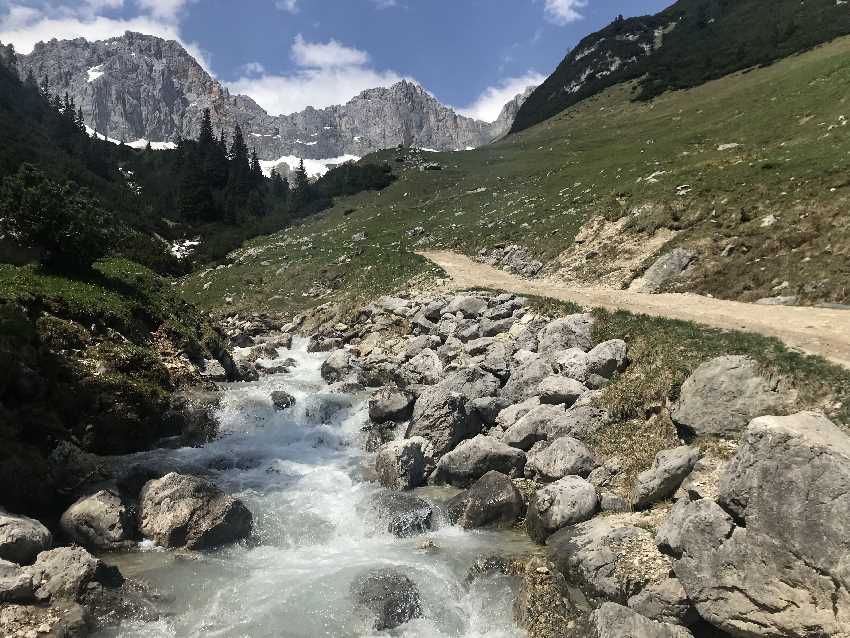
[94,339,535,637]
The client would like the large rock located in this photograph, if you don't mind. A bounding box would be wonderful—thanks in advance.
[444,295,488,317]
[397,348,443,386]
[370,492,433,537]
[537,314,594,353]
[631,446,700,510]
[589,602,694,638]
[137,473,253,549]
[500,354,553,403]
[447,471,524,529]
[671,412,850,637]
[28,546,121,602]
[549,348,590,383]
[513,556,590,638]
[629,248,697,294]
[671,355,795,437]
[469,397,513,426]
[0,559,34,603]
[320,349,355,383]
[374,437,431,491]
[527,476,598,542]
[59,489,135,550]
[350,568,422,631]
[548,513,673,603]
[525,437,595,483]
[584,340,628,378]
[0,510,52,565]
[429,435,526,487]
[405,390,473,462]
[368,388,415,423]
[270,390,296,411]
[537,376,587,406]
[628,577,699,627]
[501,404,568,451]
[550,393,613,442]
[431,366,501,402]
[495,396,541,431]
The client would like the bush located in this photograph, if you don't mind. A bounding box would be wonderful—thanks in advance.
[0,163,120,271]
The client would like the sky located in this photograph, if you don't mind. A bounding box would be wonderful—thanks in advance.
[0,0,672,121]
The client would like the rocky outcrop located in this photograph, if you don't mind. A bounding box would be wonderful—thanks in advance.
[350,568,422,631]
[0,510,52,565]
[59,489,135,550]
[137,473,253,549]
[19,33,531,163]
[671,355,796,437]
[446,471,524,529]
[669,412,850,637]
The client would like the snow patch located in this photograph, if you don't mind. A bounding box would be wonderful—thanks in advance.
[84,126,176,150]
[87,65,105,83]
[259,154,360,179]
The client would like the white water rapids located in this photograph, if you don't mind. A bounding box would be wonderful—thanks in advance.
[95,339,534,638]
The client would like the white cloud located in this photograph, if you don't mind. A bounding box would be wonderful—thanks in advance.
[458,72,544,122]
[238,61,266,75]
[275,0,299,13]
[542,0,587,25]
[291,33,369,68]
[227,34,406,116]
[136,0,195,20]
[372,0,398,8]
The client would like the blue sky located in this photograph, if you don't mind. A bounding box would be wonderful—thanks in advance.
[0,0,671,120]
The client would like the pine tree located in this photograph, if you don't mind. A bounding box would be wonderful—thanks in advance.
[250,148,263,185]
[290,159,315,211]
[24,68,37,90]
[271,169,288,198]
[198,108,215,149]
[39,75,49,98]
[227,123,251,194]
[76,107,85,132]
[293,159,309,191]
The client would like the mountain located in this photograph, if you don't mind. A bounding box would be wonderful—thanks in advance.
[18,32,530,163]
[512,0,850,133]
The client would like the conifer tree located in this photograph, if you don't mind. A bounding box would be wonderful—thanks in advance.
[250,148,263,185]
[198,108,215,149]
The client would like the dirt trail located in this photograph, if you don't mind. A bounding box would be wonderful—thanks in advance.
[418,251,850,369]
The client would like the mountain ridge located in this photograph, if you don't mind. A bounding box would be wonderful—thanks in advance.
[18,32,530,163]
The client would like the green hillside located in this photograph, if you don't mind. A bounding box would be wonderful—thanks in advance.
[184,35,850,315]
[512,0,850,133]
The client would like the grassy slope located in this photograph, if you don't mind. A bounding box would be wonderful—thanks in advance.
[184,36,850,315]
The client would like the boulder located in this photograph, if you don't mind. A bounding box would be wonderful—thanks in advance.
[631,446,700,510]
[548,513,673,603]
[447,471,524,529]
[444,295,488,317]
[495,396,541,431]
[513,556,590,638]
[430,366,500,402]
[375,438,431,491]
[59,489,135,550]
[584,340,628,378]
[549,393,612,442]
[500,354,553,403]
[628,577,699,627]
[589,602,694,638]
[371,492,433,537]
[429,435,526,487]
[671,355,796,437]
[501,404,569,451]
[525,437,595,483]
[549,348,590,383]
[397,348,443,386]
[0,559,34,603]
[527,476,598,542]
[350,568,422,630]
[654,497,693,557]
[400,335,441,360]
[469,397,513,426]
[28,546,121,602]
[538,376,588,406]
[320,349,355,383]
[405,390,473,462]
[629,248,697,294]
[368,388,415,423]
[537,314,594,353]
[672,412,850,637]
[137,473,253,549]
[0,510,52,565]
[270,390,296,411]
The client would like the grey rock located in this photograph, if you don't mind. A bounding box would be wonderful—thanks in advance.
[584,339,628,378]
[0,510,52,565]
[374,437,431,491]
[59,489,135,550]
[548,513,673,603]
[0,559,34,603]
[138,472,253,549]
[400,335,441,360]
[538,375,588,406]
[405,390,472,462]
[495,396,541,431]
[549,348,590,383]
[537,314,595,353]
[501,404,568,451]
[589,602,694,638]
[655,497,694,557]
[397,348,443,387]
[27,546,120,602]
[422,301,445,320]
[350,568,422,631]
[632,446,700,510]
[371,492,433,537]
[525,436,595,482]
[270,390,297,411]
[430,435,526,487]
[469,397,513,426]
[628,577,699,627]
[480,316,516,337]
[527,476,598,542]
[513,556,590,638]
[551,393,613,442]
[320,349,355,383]
[755,295,799,306]
[444,295,488,317]
[630,248,697,294]
[671,355,796,437]
[673,412,850,637]
[368,388,415,423]
[446,471,524,529]
[500,354,553,403]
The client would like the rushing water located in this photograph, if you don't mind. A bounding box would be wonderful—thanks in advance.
[96,339,534,638]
